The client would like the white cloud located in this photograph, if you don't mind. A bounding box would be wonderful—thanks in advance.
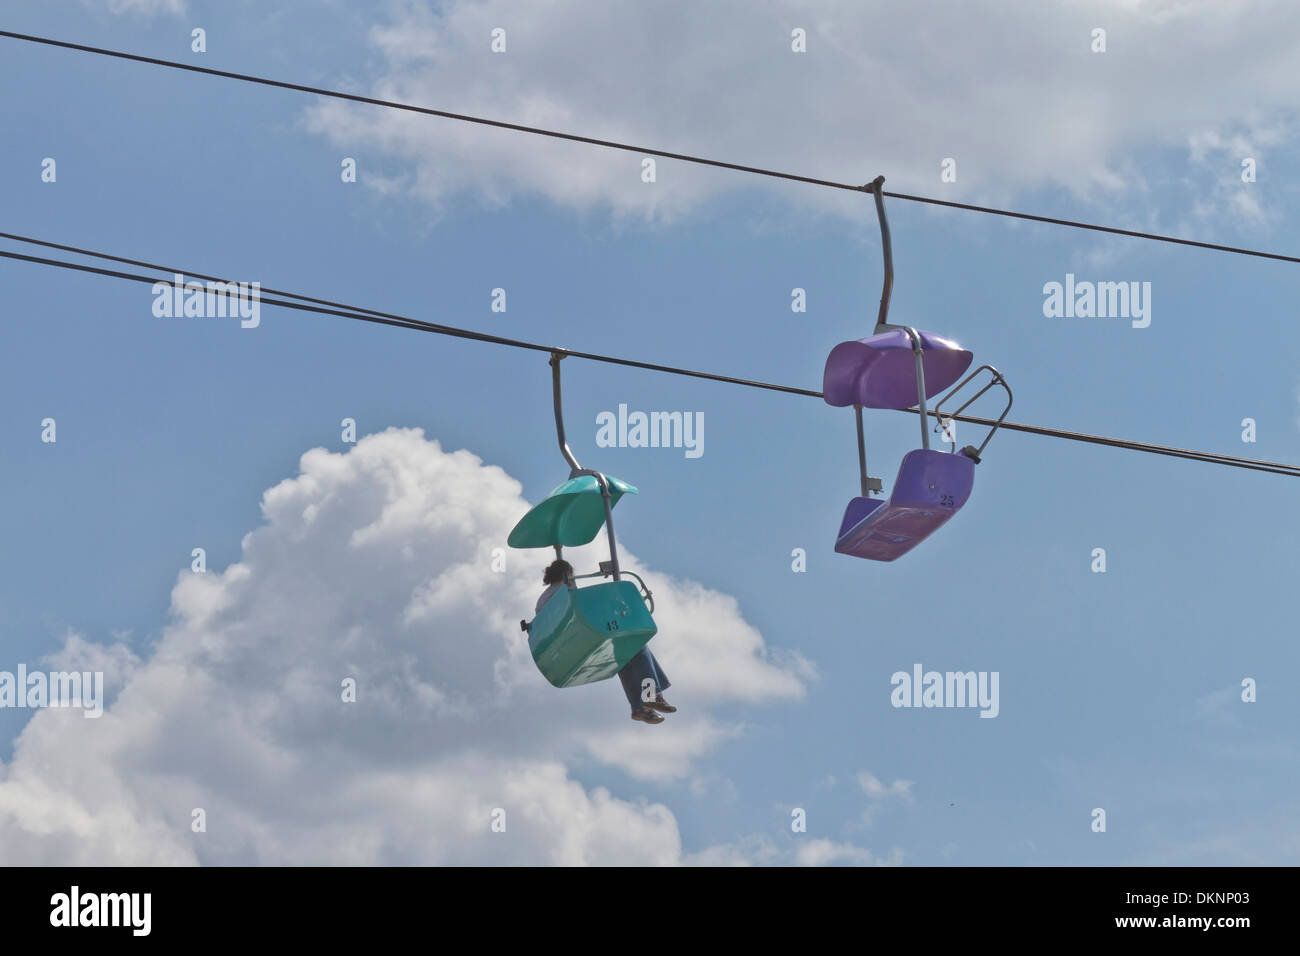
[42,631,142,702]
[795,838,902,867]
[95,0,185,15]
[855,771,914,828]
[682,833,902,867]
[0,428,830,864]
[1194,681,1249,728]
[1181,124,1286,231]
[857,771,914,801]
[683,834,785,866]
[301,0,1300,228]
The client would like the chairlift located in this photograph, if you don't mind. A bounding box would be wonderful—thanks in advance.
[507,353,658,686]
[823,177,1013,561]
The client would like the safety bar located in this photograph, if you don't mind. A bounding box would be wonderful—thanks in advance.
[932,364,1013,462]
[573,566,654,613]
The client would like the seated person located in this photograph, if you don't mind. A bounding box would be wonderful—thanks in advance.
[536,558,575,613]
[533,559,677,725]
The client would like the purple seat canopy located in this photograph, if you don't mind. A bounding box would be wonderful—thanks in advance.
[823,329,973,409]
[835,449,975,561]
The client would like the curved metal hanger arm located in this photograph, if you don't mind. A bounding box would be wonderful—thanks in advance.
[865,175,895,335]
[547,351,622,580]
[550,351,582,476]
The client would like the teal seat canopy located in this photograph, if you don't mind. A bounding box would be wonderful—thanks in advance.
[508,474,638,549]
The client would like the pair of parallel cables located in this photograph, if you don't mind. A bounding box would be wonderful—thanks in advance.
[1,29,1298,478]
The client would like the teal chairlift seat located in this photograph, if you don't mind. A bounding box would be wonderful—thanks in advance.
[508,353,657,688]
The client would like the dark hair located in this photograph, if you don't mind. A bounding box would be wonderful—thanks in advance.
[543,559,574,585]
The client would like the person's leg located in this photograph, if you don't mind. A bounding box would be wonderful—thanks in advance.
[640,649,677,712]
[647,650,670,693]
[617,648,655,711]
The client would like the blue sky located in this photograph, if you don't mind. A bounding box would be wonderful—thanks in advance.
[1,0,1298,865]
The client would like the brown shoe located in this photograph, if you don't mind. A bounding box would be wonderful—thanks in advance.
[631,707,664,724]
[645,695,677,713]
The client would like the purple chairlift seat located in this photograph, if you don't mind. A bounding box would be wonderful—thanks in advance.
[822,326,986,562]
[821,178,1010,563]
[823,329,972,409]
[834,448,975,561]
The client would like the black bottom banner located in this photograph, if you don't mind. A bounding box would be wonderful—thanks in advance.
[0,865,1280,942]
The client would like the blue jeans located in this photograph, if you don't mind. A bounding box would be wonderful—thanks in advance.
[617,647,670,712]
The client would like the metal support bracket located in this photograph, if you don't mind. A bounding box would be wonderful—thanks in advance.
[854,405,884,496]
